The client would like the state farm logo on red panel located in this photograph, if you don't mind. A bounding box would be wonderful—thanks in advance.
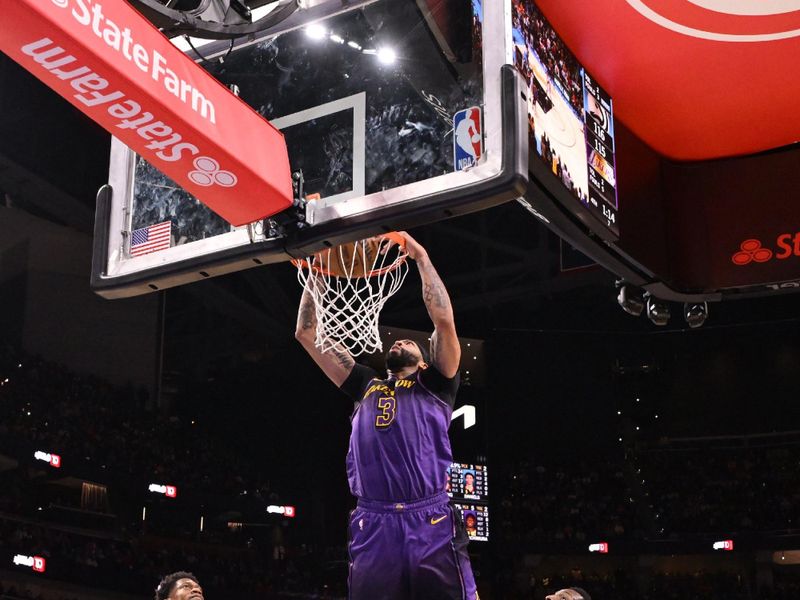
[189,157,237,188]
[732,233,800,266]
[626,1,800,42]
[29,0,240,191]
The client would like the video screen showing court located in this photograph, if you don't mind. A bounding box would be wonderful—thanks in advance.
[511,0,619,232]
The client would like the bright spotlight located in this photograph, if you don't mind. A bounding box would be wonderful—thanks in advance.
[377,47,397,65]
[684,302,709,329]
[645,294,670,327]
[304,23,327,40]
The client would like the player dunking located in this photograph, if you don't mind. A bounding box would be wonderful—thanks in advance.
[296,231,477,600]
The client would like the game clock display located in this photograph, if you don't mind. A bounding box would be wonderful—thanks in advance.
[446,463,488,502]
[454,503,490,542]
[511,0,619,235]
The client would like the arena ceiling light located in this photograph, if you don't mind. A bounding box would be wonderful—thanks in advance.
[645,294,671,326]
[377,47,397,65]
[616,281,645,317]
[129,0,299,40]
[304,23,327,40]
[684,302,709,329]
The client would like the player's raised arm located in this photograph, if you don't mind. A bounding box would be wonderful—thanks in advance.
[295,276,355,387]
[397,232,461,378]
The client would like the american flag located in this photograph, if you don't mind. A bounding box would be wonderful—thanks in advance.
[130,221,172,257]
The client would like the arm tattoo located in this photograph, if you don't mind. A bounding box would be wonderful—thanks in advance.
[423,281,447,310]
[299,296,315,330]
[331,345,355,369]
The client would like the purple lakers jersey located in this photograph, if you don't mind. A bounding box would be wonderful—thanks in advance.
[341,364,459,501]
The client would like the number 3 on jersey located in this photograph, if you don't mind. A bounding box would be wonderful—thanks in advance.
[375,396,397,429]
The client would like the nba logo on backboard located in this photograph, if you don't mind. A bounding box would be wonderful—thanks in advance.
[453,107,483,171]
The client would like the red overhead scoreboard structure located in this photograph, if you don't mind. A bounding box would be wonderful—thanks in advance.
[521,0,800,301]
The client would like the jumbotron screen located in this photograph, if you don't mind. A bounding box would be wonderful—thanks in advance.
[446,463,488,502]
[454,503,490,542]
[511,1,619,235]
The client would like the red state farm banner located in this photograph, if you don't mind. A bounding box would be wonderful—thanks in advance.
[0,0,292,226]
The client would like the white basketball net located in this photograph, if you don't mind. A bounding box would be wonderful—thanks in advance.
[295,239,409,356]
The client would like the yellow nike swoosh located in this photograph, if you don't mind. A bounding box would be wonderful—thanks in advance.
[430,515,447,525]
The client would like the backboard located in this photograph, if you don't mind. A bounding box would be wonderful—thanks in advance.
[92,0,528,298]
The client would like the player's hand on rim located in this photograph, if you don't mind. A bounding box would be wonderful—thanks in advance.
[380,231,427,262]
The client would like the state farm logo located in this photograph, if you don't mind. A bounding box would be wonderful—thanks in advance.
[149,483,177,498]
[732,239,773,265]
[627,1,800,42]
[732,233,800,266]
[189,157,238,188]
[51,0,69,7]
[13,555,46,573]
[34,450,62,468]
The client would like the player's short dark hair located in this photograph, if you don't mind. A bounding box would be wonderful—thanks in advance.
[570,587,592,600]
[412,339,431,365]
[155,572,199,600]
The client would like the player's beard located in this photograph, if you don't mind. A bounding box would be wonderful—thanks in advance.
[385,348,418,373]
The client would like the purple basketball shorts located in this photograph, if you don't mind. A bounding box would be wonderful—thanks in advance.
[347,491,477,600]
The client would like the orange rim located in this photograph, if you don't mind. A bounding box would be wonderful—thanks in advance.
[291,233,407,278]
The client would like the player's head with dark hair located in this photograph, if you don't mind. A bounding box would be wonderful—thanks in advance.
[464,512,478,530]
[385,338,429,374]
[464,471,476,492]
[155,572,203,600]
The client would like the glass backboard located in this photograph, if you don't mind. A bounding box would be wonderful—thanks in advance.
[92,0,528,298]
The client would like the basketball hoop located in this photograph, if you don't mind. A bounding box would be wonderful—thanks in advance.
[293,233,409,356]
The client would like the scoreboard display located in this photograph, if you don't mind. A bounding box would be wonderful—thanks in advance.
[446,463,489,502]
[447,462,489,541]
[511,1,619,236]
[454,503,490,542]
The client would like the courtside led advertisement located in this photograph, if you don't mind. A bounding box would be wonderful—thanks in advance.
[511,1,619,235]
